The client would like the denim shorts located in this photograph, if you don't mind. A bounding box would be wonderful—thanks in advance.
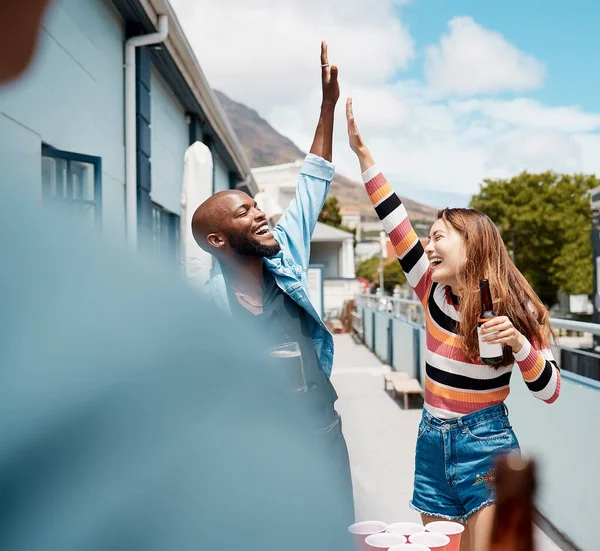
[410,404,520,522]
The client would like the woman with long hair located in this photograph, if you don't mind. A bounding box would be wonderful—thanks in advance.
[345,98,560,551]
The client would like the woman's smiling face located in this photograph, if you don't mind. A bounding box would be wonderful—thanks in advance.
[424,218,466,290]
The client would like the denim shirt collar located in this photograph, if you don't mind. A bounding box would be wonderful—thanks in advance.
[207,253,301,317]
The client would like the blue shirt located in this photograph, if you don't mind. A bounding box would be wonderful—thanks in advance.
[206,154,336,377]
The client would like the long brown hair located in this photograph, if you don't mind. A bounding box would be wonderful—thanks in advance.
[438,208,553,366]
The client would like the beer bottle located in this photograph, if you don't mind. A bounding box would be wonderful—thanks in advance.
[489,453,536,551]
[478,279,503,366]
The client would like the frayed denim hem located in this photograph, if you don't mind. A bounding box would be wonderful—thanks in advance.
[408,501,465,522]
[409,499,496,524]
[462,499,496,523]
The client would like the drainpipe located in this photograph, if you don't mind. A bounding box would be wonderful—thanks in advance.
[125,15,169,249]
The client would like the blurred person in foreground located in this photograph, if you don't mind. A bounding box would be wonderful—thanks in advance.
[192,41,354,521]
[0,2,352,549]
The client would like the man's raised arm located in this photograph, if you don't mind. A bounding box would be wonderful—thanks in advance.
[272,41,340,270]
[309,41,339,162]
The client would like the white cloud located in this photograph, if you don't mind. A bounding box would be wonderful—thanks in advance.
[487,130,583,174]
[573,133,600,175]
[336,85,600,193]
[168,2,600,197]
[169,0,414,116]
[452,98,600,133]
[424,17,545,96]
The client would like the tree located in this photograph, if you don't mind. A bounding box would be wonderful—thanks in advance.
[319,196,343,228]
[383,259,407,293]
[355,255,407,293]
[356,256,379,281]
[470,171,599,305]
[318,194,357,245]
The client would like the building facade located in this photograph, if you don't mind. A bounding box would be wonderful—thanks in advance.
[0,0,256,263]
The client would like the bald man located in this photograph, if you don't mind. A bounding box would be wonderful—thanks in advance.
[192,42,354,519]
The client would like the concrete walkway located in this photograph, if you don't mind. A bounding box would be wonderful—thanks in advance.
[330,334,561,550]
[331,334,421,524]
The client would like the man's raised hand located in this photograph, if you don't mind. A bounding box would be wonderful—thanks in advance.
[321,41,339,108]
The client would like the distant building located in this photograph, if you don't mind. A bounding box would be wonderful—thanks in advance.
[355,241,381,264]
[253,159,304,216]
[340,207,361,230]
[252,161,358,317]
[252,161,356,280]
[0,0,256,262]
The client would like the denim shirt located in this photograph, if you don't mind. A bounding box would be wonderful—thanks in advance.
[205,154,336,378]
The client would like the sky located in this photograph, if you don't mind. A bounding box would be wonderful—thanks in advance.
[170,0,600,206]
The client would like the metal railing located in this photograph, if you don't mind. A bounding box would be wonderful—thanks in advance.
[549,317,600,334]
[355,293,425,325]
[355,292,600,385]
[356,292,600,334]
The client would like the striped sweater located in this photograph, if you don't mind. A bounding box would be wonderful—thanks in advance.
[362,165,561,419]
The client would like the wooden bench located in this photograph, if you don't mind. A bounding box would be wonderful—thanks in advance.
[383,371,409,390]
[391,378,424,410]
[329,319,345,334]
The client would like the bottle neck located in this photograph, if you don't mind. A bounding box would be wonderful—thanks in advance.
[480,284,495,314]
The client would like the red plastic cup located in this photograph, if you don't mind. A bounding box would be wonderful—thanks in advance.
[424,521,465,551]
[364,533,407,550]
[386,522,426,538]
[408,532,450,550]
[348,521,388,551]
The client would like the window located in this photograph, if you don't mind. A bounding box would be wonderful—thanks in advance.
[41,145,102,228]
[152,203,180,262]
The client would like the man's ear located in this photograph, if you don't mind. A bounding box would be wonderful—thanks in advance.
[207,233,225,249]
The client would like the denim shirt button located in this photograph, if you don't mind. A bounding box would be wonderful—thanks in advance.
[311,384,320,391]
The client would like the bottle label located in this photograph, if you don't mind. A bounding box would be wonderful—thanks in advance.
[478,326,503,358]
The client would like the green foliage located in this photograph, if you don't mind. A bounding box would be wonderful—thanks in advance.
[356,255,407,293]
[383,259,407,293]
[356,256,379,281]
[318,195,357,245]
[319,196,343,228]
[470,171,598,304]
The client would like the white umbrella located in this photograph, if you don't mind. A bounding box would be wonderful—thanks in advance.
[180,141,214,289]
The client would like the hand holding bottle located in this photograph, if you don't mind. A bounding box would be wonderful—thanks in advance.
[480,316,526,354]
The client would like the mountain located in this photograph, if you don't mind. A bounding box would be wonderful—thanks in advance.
[215,90,437,223]
[214,90,305,168]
